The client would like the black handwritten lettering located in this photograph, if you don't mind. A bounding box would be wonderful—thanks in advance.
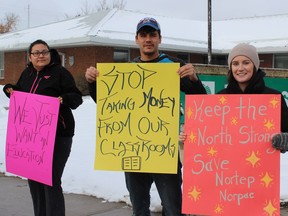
[99,136,176,161]
[101,65,157,95]
[138,116,169,135]
[100,93,135,115]
[139,88,176,115]
[97,113,132,137]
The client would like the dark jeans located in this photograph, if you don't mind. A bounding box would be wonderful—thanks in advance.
[28,136,72,216]
[125,161,184,216]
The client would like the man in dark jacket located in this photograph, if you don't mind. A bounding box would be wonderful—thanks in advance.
[85,17,206,216]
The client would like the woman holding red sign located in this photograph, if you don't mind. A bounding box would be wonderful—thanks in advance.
[217,43,288,152]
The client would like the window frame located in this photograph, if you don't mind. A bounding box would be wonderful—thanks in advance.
[113,48,129,62]
[0,52,4,79]
[274,53,288,69]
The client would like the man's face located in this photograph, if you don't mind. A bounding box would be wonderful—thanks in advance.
[135,27,161,57]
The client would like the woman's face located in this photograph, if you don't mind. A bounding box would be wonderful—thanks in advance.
[231,55,255,91]
[29,43,51,71]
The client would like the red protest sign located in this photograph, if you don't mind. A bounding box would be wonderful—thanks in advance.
[182,94,280,216]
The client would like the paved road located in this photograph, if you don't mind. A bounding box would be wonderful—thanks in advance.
[1,173,288,216]
[0,173,161,216]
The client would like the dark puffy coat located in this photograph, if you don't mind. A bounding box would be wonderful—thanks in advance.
[218,69,288,132]
[3,63,83,137]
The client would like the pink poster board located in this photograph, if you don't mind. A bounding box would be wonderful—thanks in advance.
[5,91,60,186]
[182,94,281,216]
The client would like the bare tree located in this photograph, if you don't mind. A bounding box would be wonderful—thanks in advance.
[111,0,126,10]
[79,0,95,16]
[97,0,110,11]
[94,0,127,13]
[66,0,127,18]
[0,13,19,34]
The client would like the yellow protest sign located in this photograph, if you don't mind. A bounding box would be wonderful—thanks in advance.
[95,63,180,173]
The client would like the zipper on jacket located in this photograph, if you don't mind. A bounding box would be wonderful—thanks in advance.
[29,71,42,94]
[59,114,66,129]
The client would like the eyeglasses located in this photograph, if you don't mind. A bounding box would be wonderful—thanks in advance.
[30,50,50,57]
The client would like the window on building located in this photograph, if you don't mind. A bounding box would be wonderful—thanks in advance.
[274,54,288,69]
[203,54,227,65]
[113,49,129,62]
[0,52,4,79]
[177,53,189,63]
[214,55,227,65]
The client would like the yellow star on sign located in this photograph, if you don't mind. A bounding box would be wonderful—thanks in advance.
[219,96,227,104]
[188,186,201,201]
[269,97,279,109]
[189,131,197,143]
[263,200,277,216]
[214,203,224,214]
[246,151,260,168]
[207,147,218,157]
[264,119,274,131]
[187,107,193,119]
[231,116,238,125]
[260,172,273,188]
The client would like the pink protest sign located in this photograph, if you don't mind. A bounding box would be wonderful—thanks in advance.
[182,94,281,216]
[5,91,60,186]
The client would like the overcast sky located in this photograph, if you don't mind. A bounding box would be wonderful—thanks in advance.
[1,0,288,30]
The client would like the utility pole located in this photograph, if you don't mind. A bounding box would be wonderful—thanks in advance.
[208,0,212,64]
[27,4,30,28]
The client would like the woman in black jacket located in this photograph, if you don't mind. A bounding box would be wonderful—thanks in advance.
[3,39,83,216]
[218,43,288,151]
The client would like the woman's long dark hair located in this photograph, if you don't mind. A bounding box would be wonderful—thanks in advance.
[28,39,50,54]
[49,48,61,65]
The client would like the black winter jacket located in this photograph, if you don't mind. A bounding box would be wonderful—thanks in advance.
[3,63,83,137]
[218,69,288,132]
[88,53,207,102]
